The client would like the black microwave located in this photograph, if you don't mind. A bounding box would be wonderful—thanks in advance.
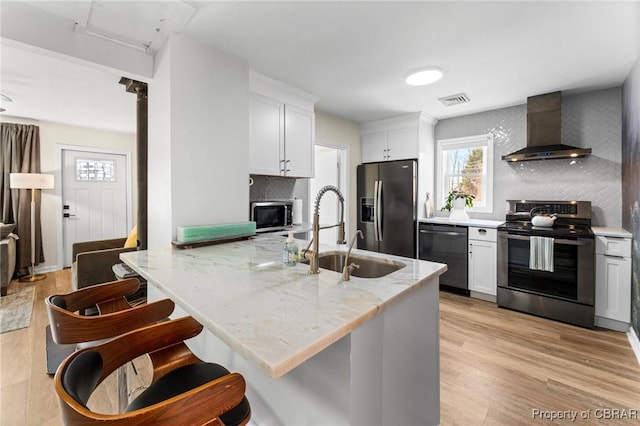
[250,201,293,232]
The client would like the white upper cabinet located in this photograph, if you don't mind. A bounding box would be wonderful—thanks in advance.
[249,71,318,178]
[361,112,438,221]
[387,126,419,160]
[361,132,388,163]
[361,113,435,163]
[249,93,284,175]
[284,105,314,177]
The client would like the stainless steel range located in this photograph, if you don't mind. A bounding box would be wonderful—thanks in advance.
[497,200,595,328]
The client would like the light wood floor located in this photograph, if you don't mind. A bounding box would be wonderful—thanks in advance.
[1,269,639,425]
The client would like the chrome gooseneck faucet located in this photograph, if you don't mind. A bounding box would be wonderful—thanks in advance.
[302,185,346,274]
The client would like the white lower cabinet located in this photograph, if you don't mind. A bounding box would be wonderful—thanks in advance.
[595,235,632,331]
[468,227,497,301]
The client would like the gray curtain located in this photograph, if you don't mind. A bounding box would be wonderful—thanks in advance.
[0,123,44,277]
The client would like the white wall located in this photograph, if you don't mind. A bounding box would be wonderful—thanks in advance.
[148,34,250,248]
[1,115,136,272]
[315,110,361,236]
[147,36,173,249]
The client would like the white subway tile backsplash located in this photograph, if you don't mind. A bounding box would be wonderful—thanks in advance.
[435,88,622,227]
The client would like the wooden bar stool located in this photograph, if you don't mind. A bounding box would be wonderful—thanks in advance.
[45,278,175,409]
[45,278,174,345]
[54,316,251,426]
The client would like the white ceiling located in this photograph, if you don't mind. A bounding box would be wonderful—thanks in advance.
[1,1,638,134]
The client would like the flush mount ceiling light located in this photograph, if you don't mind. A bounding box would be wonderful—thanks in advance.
[405,68,443,86]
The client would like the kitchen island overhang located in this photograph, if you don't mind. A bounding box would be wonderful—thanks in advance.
[121,235,446,426]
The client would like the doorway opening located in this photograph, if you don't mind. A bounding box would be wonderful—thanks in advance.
[309,141,349,243]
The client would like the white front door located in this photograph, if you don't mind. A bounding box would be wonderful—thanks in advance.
[62,149,130,267]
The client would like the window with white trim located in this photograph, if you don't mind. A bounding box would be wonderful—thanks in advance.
[436,133,493,213]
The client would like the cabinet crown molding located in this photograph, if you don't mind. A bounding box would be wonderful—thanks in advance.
[360,112,437,135]
[250,70,318,111]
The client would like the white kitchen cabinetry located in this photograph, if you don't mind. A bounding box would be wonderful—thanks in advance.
[361,132,388,163]
[250,71,318,178]
[361,113,435,163]
[284,105,314,177]
[250,93,284,176]
[361,113,438,219]
[468,227,497,302]
[361,126,418,162]
[595,235,632,331]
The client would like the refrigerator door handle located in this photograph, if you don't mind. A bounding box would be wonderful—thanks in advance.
[377,180,383,241]
[373,180,379,241]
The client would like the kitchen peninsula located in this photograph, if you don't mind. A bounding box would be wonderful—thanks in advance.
[120,236,446,426]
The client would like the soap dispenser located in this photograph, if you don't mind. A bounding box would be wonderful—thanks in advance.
[282,231,299,266]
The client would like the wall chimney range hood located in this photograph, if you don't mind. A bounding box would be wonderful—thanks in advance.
[501,91,592,162]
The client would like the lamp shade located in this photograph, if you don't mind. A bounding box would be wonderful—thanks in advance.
[10,173,54,189]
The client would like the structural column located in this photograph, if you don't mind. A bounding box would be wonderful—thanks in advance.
[119,78,148,250]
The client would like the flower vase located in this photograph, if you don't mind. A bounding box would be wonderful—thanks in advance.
[448,197,469,221]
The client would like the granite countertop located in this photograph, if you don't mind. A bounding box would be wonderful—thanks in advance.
[120,236,446,378]
[591,227,632,238]
[419,216,505,228]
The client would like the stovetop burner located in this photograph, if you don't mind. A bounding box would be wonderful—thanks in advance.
[499,200,593,238]
[498,221,593,238]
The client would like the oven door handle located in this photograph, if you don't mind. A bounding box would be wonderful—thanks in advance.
[554,238,592,246]
[500,232,591,246]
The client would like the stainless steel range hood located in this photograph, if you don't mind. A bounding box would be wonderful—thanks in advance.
[501,91,592,162]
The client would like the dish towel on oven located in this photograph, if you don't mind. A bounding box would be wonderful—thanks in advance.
[529,236,554,272]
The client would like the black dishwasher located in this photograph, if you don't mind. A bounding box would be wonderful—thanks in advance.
[418,223,469,295]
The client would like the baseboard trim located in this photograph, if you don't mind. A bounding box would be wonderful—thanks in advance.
[469,291,497,303]
[628,327,640,366]
[34,265,59,274]
[594,315,629,332]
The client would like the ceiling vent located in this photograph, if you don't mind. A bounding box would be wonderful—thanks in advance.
[438,93,470,107]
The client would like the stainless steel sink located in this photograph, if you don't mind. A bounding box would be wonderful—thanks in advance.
[301,251,405,278]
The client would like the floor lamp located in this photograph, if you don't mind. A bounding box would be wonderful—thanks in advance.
[10,172,55,282]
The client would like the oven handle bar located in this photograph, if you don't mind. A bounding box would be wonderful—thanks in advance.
[500,232,592,246]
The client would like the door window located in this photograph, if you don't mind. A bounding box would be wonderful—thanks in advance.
[76,158,116,181]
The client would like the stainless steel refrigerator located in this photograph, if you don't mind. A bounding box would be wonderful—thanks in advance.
[357,159,417,258]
